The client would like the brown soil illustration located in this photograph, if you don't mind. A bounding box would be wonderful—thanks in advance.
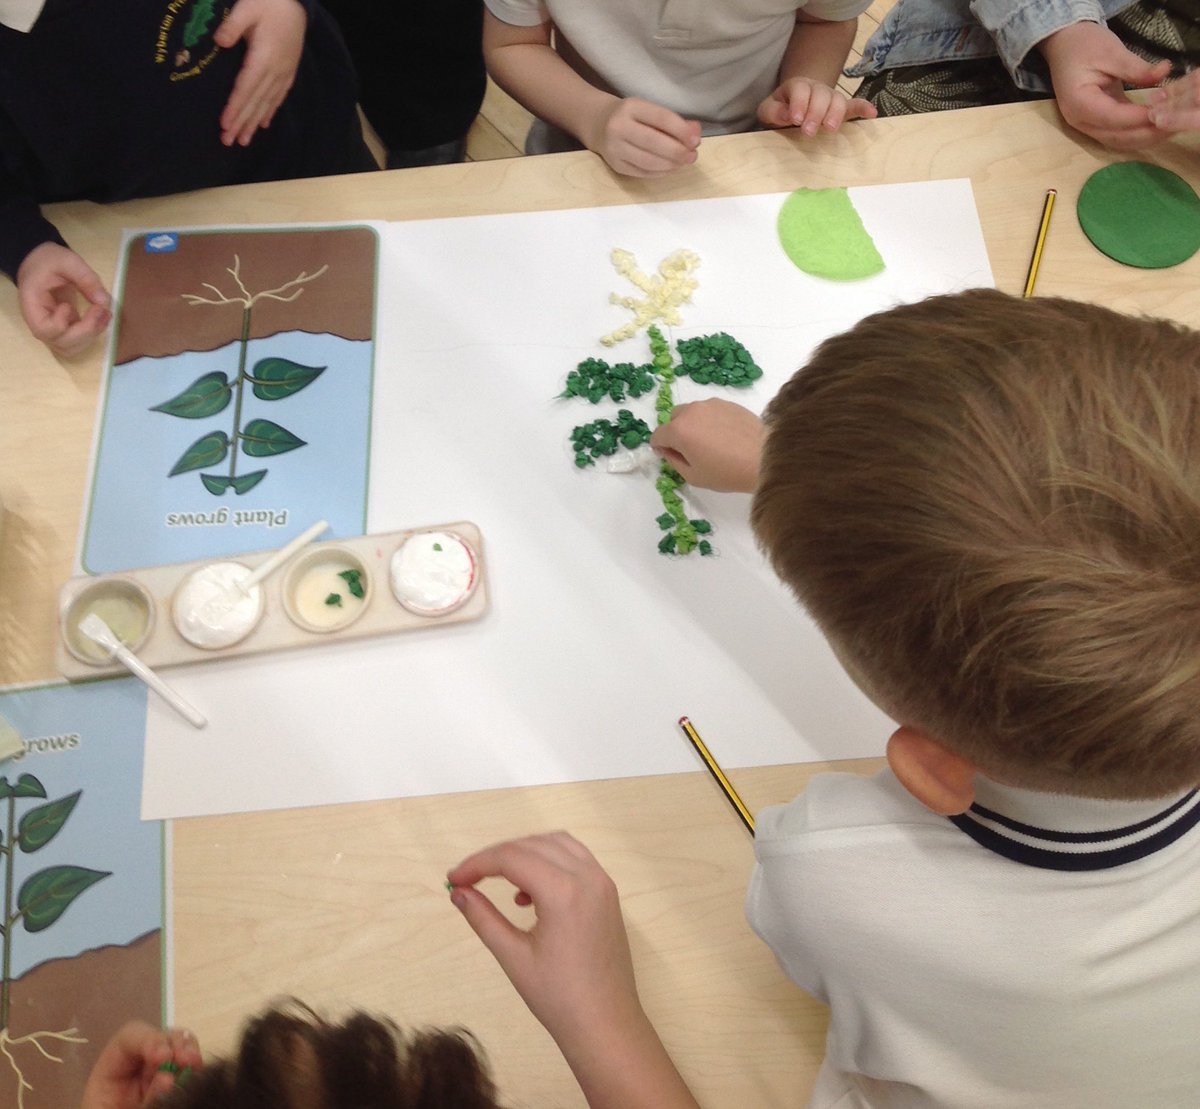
[115,226,377,364]
[2,931,161,1109]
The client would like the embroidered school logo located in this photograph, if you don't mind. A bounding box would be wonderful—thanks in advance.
[153,0,230,79]
[146,233,180,253]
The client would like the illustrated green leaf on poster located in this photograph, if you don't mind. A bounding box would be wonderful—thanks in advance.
[17,865,111,933]
[249,358,327,401]
[231,470,268,494]
[148,372,233,419]
[240,419,306,458]
[16,791,81,853]
[0,774,47,801]
[170,431,230,476]
[200,474,232,495]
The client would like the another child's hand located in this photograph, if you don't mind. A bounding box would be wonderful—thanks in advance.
[650,399,765,493]
[585,97,701,177]
[16,242,112,357]
[758,77,876,135]
[80,1022,201,1109]
[447,832,644,1048]
[215,0,307,147]
[1038,20,1171,149]
[1147,70,1200,133]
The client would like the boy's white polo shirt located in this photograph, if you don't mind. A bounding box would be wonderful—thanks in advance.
[484,0,872,135]
[747,768,1200,1107]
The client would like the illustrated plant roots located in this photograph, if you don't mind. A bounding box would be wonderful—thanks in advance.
[151,254,329,496]
[1,773,110,1109]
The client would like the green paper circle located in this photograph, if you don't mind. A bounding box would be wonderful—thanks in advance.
[1076,162,1200,269]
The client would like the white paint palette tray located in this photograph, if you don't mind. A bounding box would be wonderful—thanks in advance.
[56,522,487,680]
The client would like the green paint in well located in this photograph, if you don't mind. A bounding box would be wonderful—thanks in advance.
[777,187,885,281]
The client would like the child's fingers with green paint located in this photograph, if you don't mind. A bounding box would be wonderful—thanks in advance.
[650,399,765,493]
[154,1026,203,1095]
[80,1021,201,1109]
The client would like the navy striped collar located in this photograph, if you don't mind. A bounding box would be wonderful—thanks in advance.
[948,785,1200,871]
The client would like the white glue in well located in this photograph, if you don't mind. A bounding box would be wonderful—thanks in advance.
[389,531,477,616]
[173,561,264,650]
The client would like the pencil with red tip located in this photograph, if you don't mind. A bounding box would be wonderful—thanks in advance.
[678,716,754,835]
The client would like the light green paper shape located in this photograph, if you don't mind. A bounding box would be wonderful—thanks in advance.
[777,187,885,281]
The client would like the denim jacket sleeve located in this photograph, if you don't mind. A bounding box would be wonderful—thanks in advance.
[848,0,1135,93]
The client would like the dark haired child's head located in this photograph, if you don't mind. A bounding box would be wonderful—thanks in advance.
[155,1002,503,1109]
[752,288,1200,801]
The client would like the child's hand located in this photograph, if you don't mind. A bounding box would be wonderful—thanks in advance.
[758,77,876,136]
[215,0,307,147]
[651,399,765,493]
[1038,21,1172,149]
[1147,70,1200,133]
[80,1022,201,1109]
[447,832,644,1046]
[16,242,112,357]
[585,97,701,177]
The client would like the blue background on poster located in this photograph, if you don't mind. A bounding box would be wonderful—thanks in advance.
[83,332,372,572]
[0,680,159,977]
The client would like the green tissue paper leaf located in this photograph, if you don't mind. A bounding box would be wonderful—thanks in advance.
[149,372,232,419]
[18,865,111,933]
[17,791,81,853]
[170,431,230,476]
[249,358,327,401]
[240,419,306,458]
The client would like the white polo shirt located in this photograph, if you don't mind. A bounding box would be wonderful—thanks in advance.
[484,0,872,135]
[747,768,1200,1107]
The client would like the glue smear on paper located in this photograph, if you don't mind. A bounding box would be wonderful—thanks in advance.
[777,187,885,281]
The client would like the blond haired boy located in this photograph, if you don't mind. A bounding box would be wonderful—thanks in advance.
[652,288,1200,1106]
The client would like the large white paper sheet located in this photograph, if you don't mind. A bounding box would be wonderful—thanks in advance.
[142,180,994,819]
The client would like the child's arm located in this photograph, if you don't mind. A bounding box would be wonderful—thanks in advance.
[757,13,877,135]
[650,399,765,493]
[483,11,701,177]
[1036,20,1171,149]
[214,0,309,148]
[447,832,701,1109]
[16,242,112,357]
[1148,70,1200,133]
[80,1022,201,1109]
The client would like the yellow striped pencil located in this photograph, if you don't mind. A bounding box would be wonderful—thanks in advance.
[1022,188,1057,298]
[678,716,754,835]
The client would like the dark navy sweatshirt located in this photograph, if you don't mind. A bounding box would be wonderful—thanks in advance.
[0,0,373,278]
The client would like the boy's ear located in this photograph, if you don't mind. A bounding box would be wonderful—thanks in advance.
[886,726,976,816]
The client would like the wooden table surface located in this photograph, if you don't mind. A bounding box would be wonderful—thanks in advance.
[1,100,1197,1106]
